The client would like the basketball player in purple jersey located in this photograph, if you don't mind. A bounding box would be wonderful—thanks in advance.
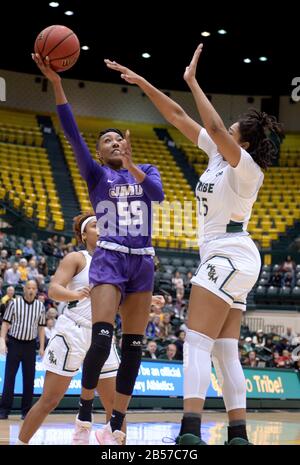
[32,53,164,445]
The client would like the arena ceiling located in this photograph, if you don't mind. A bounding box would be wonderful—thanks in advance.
[1,1,299,96]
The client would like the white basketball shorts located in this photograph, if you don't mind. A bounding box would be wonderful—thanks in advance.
[191,235,261,312]
[43,314,120,378]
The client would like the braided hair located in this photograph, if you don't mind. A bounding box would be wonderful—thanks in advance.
[238,109,284,169]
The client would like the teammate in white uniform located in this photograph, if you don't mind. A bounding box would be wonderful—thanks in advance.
[105,44,283,445]
[17,212,165,445]
[18,212,120,445]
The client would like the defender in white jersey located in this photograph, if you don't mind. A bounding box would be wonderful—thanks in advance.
[18,212,120,445]
[105,45,283,445]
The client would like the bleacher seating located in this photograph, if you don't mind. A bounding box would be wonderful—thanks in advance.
[0,109,64,231]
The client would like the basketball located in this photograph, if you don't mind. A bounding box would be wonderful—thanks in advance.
[34,25,80,72]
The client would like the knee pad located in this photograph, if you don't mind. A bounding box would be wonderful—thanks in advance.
[183,329,214,400]
[82,322,113,390]
[116,334,143,396]
[212,338,246,411]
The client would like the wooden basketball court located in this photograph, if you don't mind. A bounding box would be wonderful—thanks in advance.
[0,410,299,445]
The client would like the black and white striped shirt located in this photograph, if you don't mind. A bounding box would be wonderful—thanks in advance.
[3,297,46,341]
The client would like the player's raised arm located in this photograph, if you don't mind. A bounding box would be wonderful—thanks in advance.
[183,44,242,167]
[105,59,201,145]
[32,53,102,183]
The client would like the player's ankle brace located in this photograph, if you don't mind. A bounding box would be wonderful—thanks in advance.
[81,322,113,389]
[116,334,143,395]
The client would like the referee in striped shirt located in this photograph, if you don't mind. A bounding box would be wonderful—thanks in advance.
[0,280,46,420]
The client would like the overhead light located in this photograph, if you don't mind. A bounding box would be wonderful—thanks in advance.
[244,58,251,64]
[218,29,227,35]
[259,56,268,62]
[81,45,90,51]
[49,2,59,6]
[201,31,211,37]
[142,52,151,59]
[64,10,74,16]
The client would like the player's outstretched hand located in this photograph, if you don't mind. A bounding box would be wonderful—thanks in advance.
[104,59,143,85]
[183,43,203,84]
[31,53,61,84]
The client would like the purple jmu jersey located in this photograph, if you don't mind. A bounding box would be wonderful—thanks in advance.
[57,104,164,248]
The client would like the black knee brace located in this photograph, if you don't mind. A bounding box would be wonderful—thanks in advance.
[81,322,113,390]
[116,334,143,396]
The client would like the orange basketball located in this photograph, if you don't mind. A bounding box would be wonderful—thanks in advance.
[34,25,80,72]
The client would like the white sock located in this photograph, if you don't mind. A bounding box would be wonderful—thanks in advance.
[183,329,214,399]
[212,338,246,411]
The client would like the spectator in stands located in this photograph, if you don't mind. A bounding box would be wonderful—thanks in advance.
[160,343,178,361]
[151,302,163,319]
[0,261,8,280]
[184,271,193,290]
[266,351,280,368]
[281,271,295,288]
[283,327,298,344]
[18,258,28,283]
[15,249,23,260]
[145,313,156,339]
[44,318,56,347]
[174,329,185,360]
[243,337,254,353]
[280,349,292,368]
[172,271,185,300]
[243,350,259,367]
[291,333,300,348]
[1,286,15,308]
[252,329,265,347]
[264,336,274,351]
[162,294,174,313]
[46,307,58,320]
[38,292,53,311]
[42,238,55,257]
[0,286,15,327]
[36,274,47,293]
[173,300,186,321]
[0,250,8,261]
[0,277,3,299]
[27,258,39,280]
[4,262,20,285]
[153,315,161,338]
[37,256,48,277]
[275,337,290,354]
[159,312,173,340]
[23,240,36,260]
[280,255,296,274]
[273,350,292,369]
[58,236,66,252]
[143,341,158,359]
[268,271,282,287]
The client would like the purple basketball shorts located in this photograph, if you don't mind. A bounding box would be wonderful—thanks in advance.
[89,247,154,299]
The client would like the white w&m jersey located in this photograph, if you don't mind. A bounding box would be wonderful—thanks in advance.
[64,250,92,326]
[196,129,264,246]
